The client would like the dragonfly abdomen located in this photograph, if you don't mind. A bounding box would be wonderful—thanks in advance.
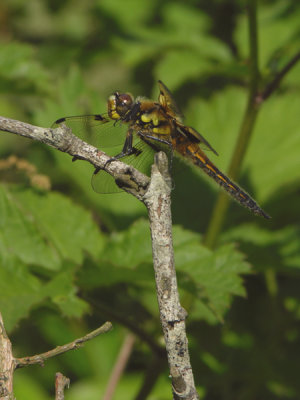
[185,144,270,219]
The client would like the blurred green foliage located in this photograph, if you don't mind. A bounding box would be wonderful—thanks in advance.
[0,0,300,399]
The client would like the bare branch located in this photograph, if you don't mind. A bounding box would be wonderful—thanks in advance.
[144,152,198,400]
[55,373,70,400]
[15,322,112,369]
[0,116,149,200]
[0,313,15,400]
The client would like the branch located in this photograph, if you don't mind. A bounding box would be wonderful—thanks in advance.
[103,333,136,400]
[1,116,199,398]
[15,322,112,368]
[144,152,198,400]
[0,116,150,200]
[258,50,300,102]
[0,313,15,400]
[55,373,70,400]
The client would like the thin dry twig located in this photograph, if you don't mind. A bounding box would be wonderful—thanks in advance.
[55,373,70,400]
[0,312,112,399]
[103,333,136,400]
[16,322,112,368]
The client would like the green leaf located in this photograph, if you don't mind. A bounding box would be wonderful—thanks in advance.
[244,92,300,203]
[16,189,104,266]
[175,233,250,323]
[235,3,300,70]
[186,87,300,204]
[222,224,300,270]
[0,185,60,270]
[100,219,152,267]
[97,0,155,31]
[0,41,50,93]
[45,267,90,318]
[0,251,90,331]
[80,220,250,323]
[154,50,217,91]
[0,257,45,332]
[0,185,104,270]
[186,86,247,175]
[78,219,154,288]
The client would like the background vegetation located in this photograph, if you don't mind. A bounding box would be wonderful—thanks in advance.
[0,0,299,399]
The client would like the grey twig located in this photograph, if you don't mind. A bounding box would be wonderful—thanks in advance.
[144,152,198,400]
[15,322,112,368]
[0,116,149,200]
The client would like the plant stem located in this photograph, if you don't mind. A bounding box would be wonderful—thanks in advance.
[204,0,260,249]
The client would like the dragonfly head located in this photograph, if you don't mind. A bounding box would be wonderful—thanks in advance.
[108,92,134,120]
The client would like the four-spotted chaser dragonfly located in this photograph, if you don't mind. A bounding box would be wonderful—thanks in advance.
[52,80,270,219]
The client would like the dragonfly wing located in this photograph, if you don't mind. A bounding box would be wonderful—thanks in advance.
[176,122,219,156]
[52,114,128,148]
[158,80,184,122]
[91,135,157,194]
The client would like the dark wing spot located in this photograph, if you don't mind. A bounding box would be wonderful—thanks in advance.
[94,114,106,121]
[55,117,67,124]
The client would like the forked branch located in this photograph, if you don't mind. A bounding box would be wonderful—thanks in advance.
[0,312,112,399]
[0,116,199,399]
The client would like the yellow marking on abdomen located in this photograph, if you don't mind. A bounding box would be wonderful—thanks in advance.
[195,153,206,164]
[205,163,216,173]
[216,174,227,184]
[227,183,236,190]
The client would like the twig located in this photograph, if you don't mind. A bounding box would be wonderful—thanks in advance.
[15,322,112,368]
[103,333,136,400]
[55,373,70,400]
[0,313,15,400]
[0,311,111,398]
[0,116,149,200]
[144,152,198,400]
[258,50,300,102]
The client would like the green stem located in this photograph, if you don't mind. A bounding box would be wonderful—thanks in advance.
[264,268,278,297]
[204,0,260,249]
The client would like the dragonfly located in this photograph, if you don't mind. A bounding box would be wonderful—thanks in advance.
[52,80,270,219]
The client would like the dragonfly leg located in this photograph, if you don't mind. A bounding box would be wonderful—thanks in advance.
[104,129,139,168]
